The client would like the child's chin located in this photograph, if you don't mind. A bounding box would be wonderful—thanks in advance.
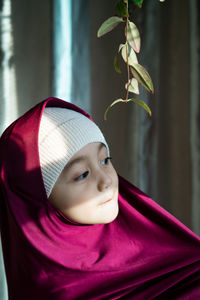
[101,205,119,224]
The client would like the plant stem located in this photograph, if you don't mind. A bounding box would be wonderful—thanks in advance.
[125,43,130,102]
[125,3,130,102]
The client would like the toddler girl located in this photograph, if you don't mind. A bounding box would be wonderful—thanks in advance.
[0,97,200,299]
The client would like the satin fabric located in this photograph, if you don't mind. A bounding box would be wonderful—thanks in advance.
[0,97,199,300]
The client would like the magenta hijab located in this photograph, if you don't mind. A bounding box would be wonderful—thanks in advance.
[0,97,200,299]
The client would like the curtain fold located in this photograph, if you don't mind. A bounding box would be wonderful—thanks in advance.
[157,0,191,228]
[71,0,90,112]
[51,0,72,101]
[0,239,7,300]
[0,0,18,135]
[189,0,200,237]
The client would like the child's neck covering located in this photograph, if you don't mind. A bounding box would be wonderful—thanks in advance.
[0,97,199,299]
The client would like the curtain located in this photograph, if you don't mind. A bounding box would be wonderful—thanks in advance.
[0,0,52,298]
[71,0,91,112]
[0,0,18,135]
[189,0,200,238]
[52,0,72,101]
[89,0,200,236]
[0,0,200,298]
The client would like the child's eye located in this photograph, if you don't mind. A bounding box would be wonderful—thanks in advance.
[75,171,89,181]
[101,157,112,165]
[74,157,112,181]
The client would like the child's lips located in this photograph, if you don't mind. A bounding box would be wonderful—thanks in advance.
[100,195,113,205]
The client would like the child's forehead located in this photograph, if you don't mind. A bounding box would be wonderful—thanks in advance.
[65,142,107,170]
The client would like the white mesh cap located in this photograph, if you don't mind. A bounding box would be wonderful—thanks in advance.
[38,107,110,198]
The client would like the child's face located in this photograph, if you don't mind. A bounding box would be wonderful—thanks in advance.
[48,142,119,224]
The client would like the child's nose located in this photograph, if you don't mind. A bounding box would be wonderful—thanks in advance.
[97,169,112,191]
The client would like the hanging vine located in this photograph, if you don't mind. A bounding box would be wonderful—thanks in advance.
[97,0,165,120]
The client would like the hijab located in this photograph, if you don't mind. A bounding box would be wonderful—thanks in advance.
[0,97,199,299]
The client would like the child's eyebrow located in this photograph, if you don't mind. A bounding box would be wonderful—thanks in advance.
[65,143,106,171]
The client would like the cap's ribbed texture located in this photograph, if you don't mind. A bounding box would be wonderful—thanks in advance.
[38,107,110,198]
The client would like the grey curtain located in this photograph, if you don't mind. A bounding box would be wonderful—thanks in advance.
[89,0,200,236]
[0,0,52,298]
[0,0,200,299]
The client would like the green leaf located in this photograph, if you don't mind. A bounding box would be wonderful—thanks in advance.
[115,0,128,17]
[104,97,151,120]
[121,43,138,66]
[131,63,154,93]
[114,52,121,73]
[118,43,125,53]
[127,21,141,53]
[128,0,143,8]
[97,16,124,38]
[125,78,139,94]
[104,98,125,120]
[128,98,152,116]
